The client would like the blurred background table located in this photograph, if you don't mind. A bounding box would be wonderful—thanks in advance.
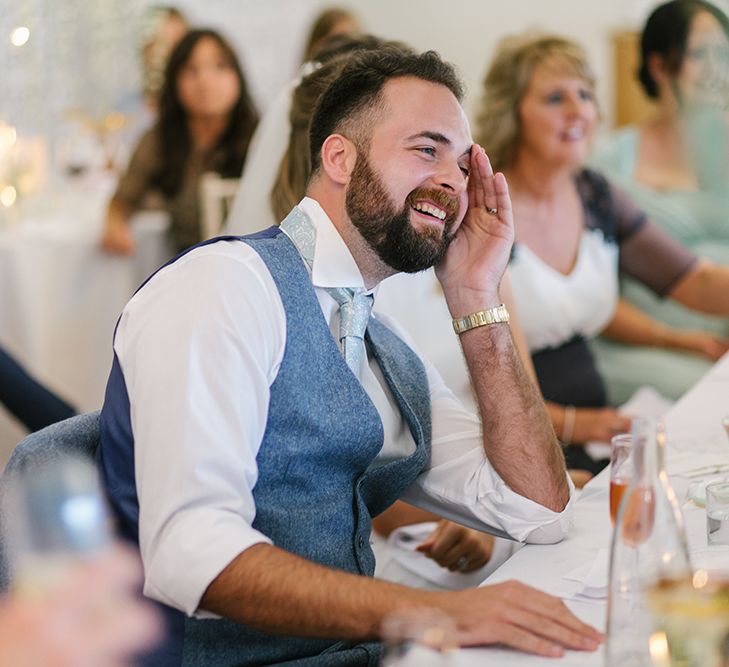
[0,176,172,463]
[453,351,729,665]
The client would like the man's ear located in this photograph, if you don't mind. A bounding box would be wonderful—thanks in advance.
[319,134,358,185]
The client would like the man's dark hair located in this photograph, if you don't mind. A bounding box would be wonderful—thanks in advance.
[308,48,464,174]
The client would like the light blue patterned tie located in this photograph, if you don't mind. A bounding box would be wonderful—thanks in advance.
[281,208,374,378]
[326,286,374,378]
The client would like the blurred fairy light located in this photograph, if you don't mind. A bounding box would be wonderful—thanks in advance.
[9,27,30,48]
[0,186,17,207]
[0,123,17,150]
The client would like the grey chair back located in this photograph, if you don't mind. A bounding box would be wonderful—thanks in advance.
[0,411,100,591]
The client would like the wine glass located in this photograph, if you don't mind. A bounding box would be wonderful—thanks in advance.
[610,433,632,525]
[2,456,113,597]
[648,548,729,667]
[380,607,457,666]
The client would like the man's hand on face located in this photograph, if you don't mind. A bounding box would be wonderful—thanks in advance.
[435,145,515,316]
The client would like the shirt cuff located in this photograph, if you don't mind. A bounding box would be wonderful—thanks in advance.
[141,508,273,616]
[477,461,575,544]
[405,447,575,545]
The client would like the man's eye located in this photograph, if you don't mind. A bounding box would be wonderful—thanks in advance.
[460,167,470,178]
[418,147,436,156]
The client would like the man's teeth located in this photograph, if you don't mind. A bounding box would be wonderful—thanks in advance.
[413,203,446,220]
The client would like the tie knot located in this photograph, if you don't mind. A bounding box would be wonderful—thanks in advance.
[329,288,373,340]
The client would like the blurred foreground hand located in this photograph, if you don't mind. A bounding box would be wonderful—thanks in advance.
[0,544,160,666]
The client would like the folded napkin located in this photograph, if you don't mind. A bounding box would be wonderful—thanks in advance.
[561,548,609,603]
[684,476,729,509]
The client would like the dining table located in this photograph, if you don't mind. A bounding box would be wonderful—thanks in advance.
[0,174,173,464]
[453,351,729,665]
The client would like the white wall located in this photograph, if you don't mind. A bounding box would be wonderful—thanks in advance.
[173,0,729,128]
[354,0,662,126]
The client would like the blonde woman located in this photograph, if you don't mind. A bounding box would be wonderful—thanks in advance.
[477,34,729,473]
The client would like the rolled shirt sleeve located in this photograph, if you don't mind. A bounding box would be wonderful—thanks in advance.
[380,315,574,544]
[120,235,572,616]
[115,243,285,615]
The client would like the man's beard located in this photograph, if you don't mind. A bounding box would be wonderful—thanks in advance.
[345,154,460,273]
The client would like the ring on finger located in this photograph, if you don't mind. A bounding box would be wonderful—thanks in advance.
[486,207,498,215]
[456,556,469,572]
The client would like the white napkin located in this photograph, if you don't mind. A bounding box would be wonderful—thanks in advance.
[561,548,609,602]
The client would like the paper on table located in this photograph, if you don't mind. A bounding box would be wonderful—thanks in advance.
[560,548,609,603]
[387,522,520,590]
[585,387,673,461]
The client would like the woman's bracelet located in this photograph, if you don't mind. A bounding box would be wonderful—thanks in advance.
[561,405,576,444]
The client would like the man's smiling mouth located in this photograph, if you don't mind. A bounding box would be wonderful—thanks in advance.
[411,201,447,221]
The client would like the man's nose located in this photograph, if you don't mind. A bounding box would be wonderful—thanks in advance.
[434,159,467,195]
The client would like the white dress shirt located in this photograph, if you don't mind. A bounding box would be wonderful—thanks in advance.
[114,197,574,615]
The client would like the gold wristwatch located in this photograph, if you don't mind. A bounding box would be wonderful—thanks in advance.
[452,304,510,335]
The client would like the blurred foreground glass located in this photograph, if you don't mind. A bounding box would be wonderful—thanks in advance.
[605,419,691,667]
[380,607,457,666]
[610,433,632,525]
[647,548,729,667]
[706,480,729,546]
[2,456,112,596]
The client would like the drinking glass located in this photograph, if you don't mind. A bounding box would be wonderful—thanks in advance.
[2,456,112,596]
[380,607,457,666]
[610,433,632,525]
[706,479,729,546]
[606,419,691,667]
[648,548,729,667]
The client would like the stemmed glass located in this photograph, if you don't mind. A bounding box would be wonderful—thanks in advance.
[2,456,112,596]
[610,433,632,526]
[380,607,457,666]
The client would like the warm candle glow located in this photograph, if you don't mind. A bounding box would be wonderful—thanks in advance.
[9,26,30,47]
[692,569,709,589]
[649,631,670,666]
[0,185,17,207]
[0,123,17,151]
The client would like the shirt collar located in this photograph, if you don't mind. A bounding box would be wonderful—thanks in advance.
[296,196,369,291]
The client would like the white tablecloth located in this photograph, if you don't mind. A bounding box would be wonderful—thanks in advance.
[454,352,729,665]
[0,179,173,464]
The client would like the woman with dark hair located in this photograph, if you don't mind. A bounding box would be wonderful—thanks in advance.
[591,0,729,403]
[101,29,258,254]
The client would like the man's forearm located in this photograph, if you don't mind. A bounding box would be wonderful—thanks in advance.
[200,543,434,639]
[200,544,604,658]
[458,320,568,512]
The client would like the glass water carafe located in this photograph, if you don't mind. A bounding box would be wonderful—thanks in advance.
[605,418,691,667]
